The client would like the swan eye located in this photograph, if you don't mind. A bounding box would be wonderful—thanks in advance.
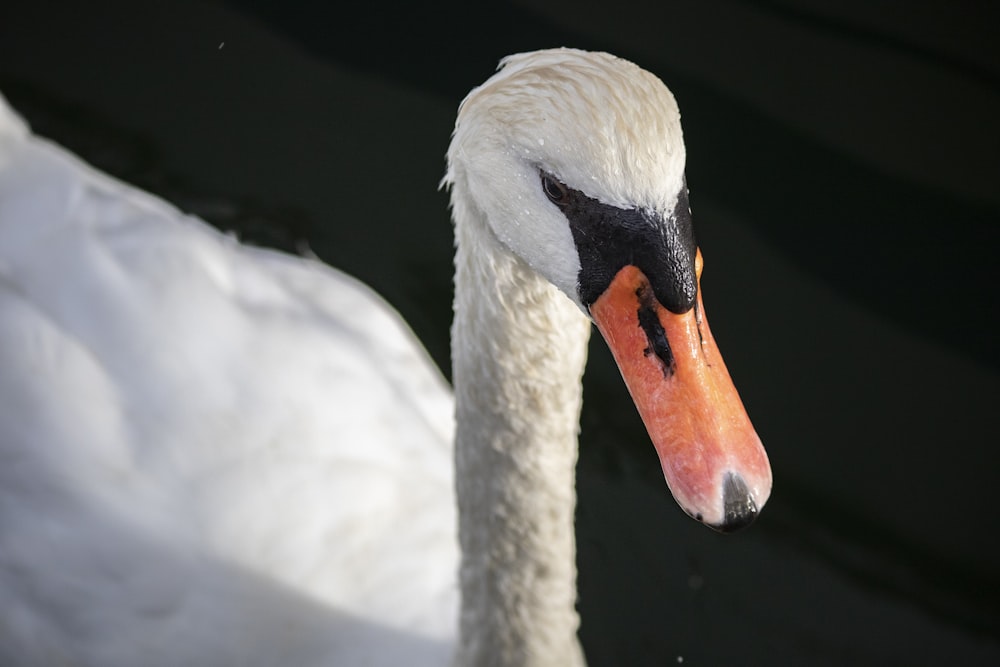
[541,174,569,207]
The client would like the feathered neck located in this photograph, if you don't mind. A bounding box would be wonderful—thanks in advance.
[449,179,592,666]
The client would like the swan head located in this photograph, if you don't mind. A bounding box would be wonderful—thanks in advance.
[445,48,771,531]
[445,48,689,308]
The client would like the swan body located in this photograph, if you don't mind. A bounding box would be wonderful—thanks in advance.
[0,49,771,666]
[0,94,456,665]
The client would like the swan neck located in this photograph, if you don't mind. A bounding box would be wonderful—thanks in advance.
[450,191,591,667]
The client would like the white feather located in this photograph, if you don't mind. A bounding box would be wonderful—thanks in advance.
[0,48,692,666]
[0,92,456,666]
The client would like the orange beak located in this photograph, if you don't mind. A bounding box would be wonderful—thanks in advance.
[590,250,771,531]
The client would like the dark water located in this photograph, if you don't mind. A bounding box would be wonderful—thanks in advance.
[2,1,998,664]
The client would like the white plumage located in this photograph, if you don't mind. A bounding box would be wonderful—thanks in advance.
[0,90,456,665]
[0,48,769,666]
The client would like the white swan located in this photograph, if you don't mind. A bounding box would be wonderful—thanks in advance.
[0,49,771,666]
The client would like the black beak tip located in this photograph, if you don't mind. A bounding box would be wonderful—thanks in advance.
[711,472,759,533]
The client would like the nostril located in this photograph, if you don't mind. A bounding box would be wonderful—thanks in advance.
[717,472,758,533]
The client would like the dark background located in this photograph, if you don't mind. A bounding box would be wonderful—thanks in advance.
[2,1,998,664]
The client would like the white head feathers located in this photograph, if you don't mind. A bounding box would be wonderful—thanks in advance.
[443,48,687,305]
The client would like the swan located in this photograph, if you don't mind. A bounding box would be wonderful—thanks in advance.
[0,48,771,666]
